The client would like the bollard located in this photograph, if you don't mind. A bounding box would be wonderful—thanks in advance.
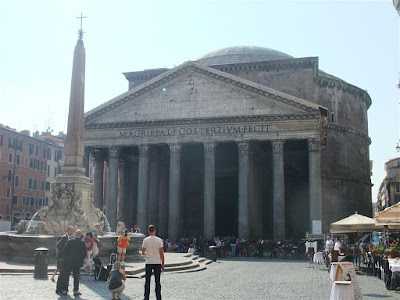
[208,246,217,262]
[34,247,49,278]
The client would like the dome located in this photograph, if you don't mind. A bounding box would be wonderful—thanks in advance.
[195,46,293,66]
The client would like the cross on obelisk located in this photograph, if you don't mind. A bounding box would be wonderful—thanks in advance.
[77,13,87,39]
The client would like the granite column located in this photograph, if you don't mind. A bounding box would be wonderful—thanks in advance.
[203,142,216,239]
[106,146,120,231]
[308,139,322,233]
[93,150,105,210]
[238,142,250,239]
[148,148,160,227]
[272,140,285,240]
[137,145,150,231]
[168,144,181,241]
[117,160,125,223]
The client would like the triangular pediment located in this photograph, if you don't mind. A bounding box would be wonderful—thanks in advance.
[85,62,322,126]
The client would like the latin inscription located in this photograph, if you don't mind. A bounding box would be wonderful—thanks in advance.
[119,124,269,138]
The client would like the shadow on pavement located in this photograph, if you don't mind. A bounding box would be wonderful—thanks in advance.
[78,275,135,300]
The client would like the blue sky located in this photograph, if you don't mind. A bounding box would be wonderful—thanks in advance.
[0,0,399,203]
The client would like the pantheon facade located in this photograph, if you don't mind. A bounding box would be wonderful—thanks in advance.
[84,46,372,241]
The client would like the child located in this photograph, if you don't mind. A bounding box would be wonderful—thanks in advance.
[85,232,95,273]
[117,229,131,262]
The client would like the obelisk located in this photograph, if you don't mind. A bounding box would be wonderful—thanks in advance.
[62,31,86,177]
[35,16,108,234]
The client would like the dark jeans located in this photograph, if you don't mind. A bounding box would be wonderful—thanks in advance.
[144,264,161,300]
[56,261,81,293]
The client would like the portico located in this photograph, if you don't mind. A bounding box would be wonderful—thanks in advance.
[84,61,326,240]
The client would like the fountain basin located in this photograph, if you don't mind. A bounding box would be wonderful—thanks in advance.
[0,232,145,263]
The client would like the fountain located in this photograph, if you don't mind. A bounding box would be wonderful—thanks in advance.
[0,23,144,263]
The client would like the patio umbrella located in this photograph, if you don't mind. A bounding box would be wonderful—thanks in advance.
[374,202,400,230]
[330,212,380,233]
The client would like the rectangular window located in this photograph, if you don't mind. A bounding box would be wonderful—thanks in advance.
[13,195,18,205]
[6,187,11,198]
[30,198,35,206]
[47,148,51,160]
[8,137,15,149]
[396,195,400,203]
[16,140,22,151]
[0,134,3,146]
[54,167,58,177]
[35,145,39,156]
[47,165,50,176]
[34,159,39,170]
[45,197,49,206]
[42,148,46,159]
[22,196,27,206]
[6,204,9,213]
[29,144,34,155]
[15,175,19,187]
[39,198,43,206]
[33,179,37,190]
[45,182,50,191]
[8,152,13,163]
[28,178,32,189]
[16,154,20,165]
[397,184,400,193]
[41,181,45,191]
[30,158,34,168]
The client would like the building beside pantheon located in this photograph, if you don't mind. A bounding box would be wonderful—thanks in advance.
[84,46,372,241]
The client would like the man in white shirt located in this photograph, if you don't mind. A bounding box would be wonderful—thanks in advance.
[142,224,165,300]
[334,238,342,251]
[325,236,334,252]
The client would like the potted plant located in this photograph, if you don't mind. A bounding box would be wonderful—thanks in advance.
[384,248,393,258]
[389,241,400,258]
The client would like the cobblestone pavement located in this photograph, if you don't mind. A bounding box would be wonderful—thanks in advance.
[1,258,399,299]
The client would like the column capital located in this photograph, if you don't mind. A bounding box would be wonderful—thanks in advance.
[308,139,320,152]
[138,144,150,157]
[204,142,216,155]
[169,144,181,158]
[237,141,250,156]
[272,140,285,154]
[108,146,121,158]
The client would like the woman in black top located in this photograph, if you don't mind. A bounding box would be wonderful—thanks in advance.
[108,261,126,300]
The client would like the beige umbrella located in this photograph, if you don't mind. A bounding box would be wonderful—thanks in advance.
[331,212,382,258]
[374,202,400,230]
[330,212,380,233]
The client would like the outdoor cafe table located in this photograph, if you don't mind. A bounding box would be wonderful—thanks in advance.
[330,262,338,281]
[313,252,324,265]
[330,281,354,300]
[388,258,400,272]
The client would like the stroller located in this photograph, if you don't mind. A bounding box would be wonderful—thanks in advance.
[94,253,117,281]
